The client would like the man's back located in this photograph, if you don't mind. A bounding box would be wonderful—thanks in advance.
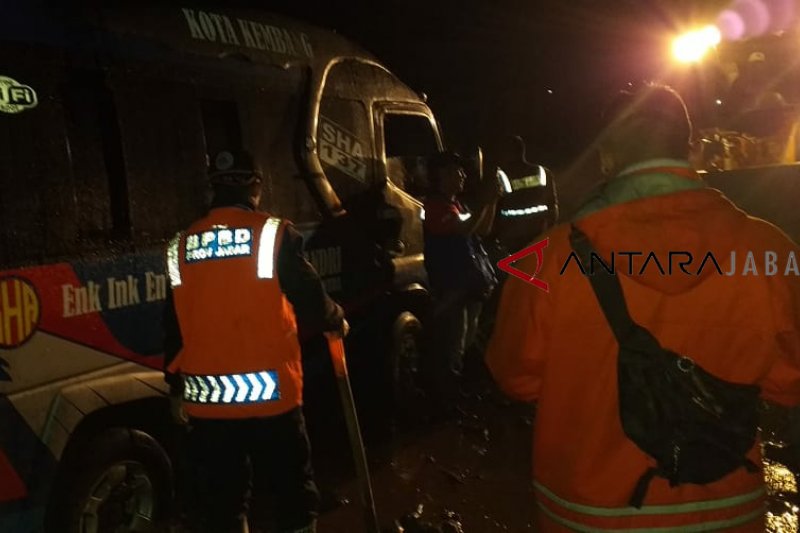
[487,184,800,531]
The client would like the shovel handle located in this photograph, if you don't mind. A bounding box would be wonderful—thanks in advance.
[328,336,348,377]
[327,337,380,533]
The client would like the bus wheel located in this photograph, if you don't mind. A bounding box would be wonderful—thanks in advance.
[389,312,426,421]
[50,428,172,533]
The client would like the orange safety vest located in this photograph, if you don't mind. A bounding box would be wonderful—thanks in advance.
[165,207,302,419]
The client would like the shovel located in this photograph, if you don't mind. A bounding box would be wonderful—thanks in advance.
[327,337,380,533]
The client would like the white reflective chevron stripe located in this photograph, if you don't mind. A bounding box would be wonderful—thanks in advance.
[197,376,210,403]
[220,375,235,403]
[184,376,197,401]
[260,371,276,401]
[190,377,200,400]
[233,374,248,403]
[257,217,281,279]
[207,375,222,403]
[167,233,183,287]
[183,371,280,404]
[247,373,263,402]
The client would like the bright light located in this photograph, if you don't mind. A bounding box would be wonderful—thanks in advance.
[715,99,723,105]
[672,25,722,63]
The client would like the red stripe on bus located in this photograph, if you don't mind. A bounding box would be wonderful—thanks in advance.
[0,450,27,502]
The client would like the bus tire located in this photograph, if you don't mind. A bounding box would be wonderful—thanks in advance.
[47,427,173,533]
[388,311,426,422]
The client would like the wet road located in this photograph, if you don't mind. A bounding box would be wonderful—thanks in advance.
[317,377,535,532]
[315,369,800,532]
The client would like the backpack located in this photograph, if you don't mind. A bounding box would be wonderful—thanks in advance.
[465,236,498,301]
[569,226,760,508]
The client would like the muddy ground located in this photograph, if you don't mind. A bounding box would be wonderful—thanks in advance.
[316,373,535,532]
[314,368,800,533]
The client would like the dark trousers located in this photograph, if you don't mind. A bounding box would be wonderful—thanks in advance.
[426,290,482,411]
[185,408,319,532]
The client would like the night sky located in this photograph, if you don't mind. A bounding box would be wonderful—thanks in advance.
[35,0,775,210]
[265,0,731,169]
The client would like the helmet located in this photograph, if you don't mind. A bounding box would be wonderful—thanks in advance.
[208,150,261,186]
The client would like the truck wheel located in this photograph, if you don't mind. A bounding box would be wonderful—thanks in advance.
[389,312,426,421]
[48,427,173,533]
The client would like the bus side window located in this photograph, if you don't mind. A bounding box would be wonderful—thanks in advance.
[0,49,101,266]
[63,69,123,244]
[383,114,439,199]
[110,73,207,244]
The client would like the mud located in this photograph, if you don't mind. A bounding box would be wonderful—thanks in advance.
[318,370,800,532]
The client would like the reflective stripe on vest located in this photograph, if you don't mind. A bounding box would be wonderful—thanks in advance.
[500,204,549,217]
[257,217,281,279]
[168,216,281,287]
[510,165,546,190]
[537,502,764,533]
[167,232,182,288]
[534,480,765,531]
[183,370,280,404]
[497,168,512,193]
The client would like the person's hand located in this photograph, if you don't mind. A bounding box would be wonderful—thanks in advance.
[170,391,188,426]
[479,175,503,204]
[324,319,350,340]
[494,168,508,196]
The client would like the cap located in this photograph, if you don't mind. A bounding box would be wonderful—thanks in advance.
[427,151,464,174]
[208,150,261,186]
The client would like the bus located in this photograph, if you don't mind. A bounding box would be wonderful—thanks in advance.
[0,4,456,531]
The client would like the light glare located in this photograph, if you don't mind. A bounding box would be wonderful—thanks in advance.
[672,26,721,63]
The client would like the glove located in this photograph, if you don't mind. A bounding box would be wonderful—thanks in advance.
[170,390,189,426]
[323,318,350,340]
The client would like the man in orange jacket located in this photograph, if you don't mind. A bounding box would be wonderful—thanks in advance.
[486,84,800,531]
[163,150,346,533]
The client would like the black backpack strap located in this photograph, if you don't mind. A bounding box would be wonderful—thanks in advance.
[629,467,658,508]
[571,226,668,509]
[569,225,637,343]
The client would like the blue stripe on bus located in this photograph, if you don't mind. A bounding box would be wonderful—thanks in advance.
[0,396,56,532]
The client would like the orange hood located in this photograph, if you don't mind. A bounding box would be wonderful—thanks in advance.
[574,184,750,295]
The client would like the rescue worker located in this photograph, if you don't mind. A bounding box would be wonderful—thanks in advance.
[163,150,346,533]
[423,151,500,411]
[491,135,558,254]
[486,84,800,531]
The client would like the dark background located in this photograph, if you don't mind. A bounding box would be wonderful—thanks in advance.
[256,0,748,213]
[39,0,783,211]
[265,0,731,168]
